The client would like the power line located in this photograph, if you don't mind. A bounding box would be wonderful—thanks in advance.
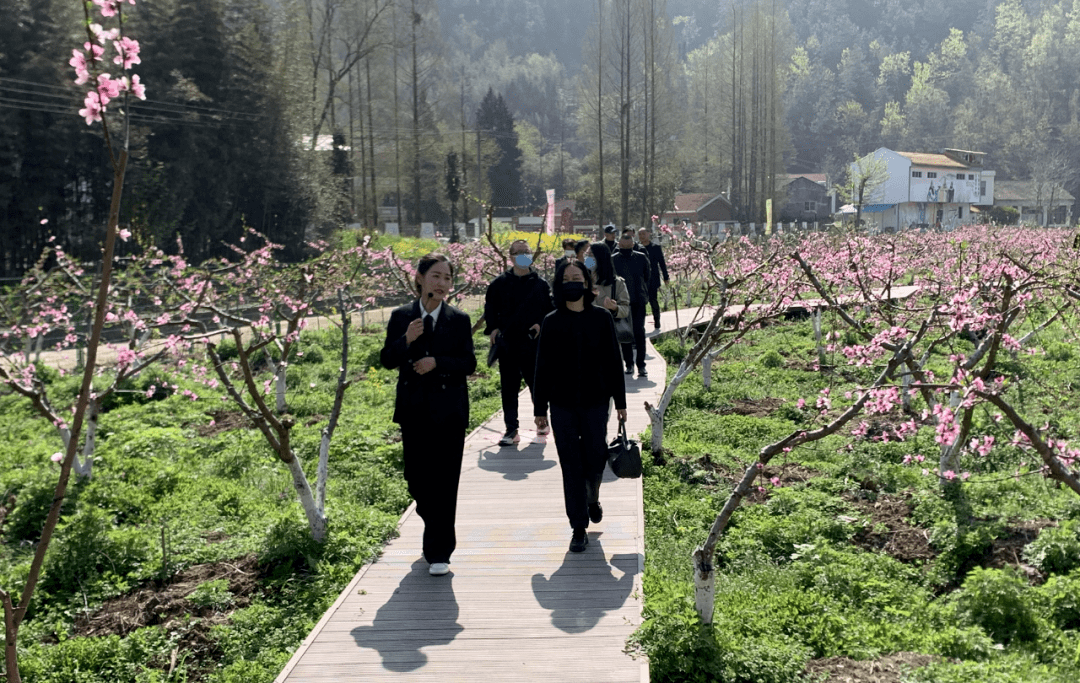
[0,97,255,130]
[0,76,265,121]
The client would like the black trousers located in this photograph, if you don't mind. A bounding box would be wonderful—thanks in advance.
[620,301,648,370]
[550,403,608,529]
[498,339,538,431]
[400,418,466,564]
[647,287,662,326]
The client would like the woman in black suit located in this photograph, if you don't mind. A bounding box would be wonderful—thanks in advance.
[380,253,476,576]
[532,261,627,553]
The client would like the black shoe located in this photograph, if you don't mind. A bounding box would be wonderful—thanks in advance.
[653,322,661,330]
[588,502,603,524]
[625,366,634,375]
[637,368,648,379]
[498,430,520,446]
[569,528,588,553]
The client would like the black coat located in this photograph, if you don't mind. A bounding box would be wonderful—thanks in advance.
[380,301,477,427]
[612,248,652,304]
[640,242,669,291]
[532,305,627,415]
[482,269,554,341]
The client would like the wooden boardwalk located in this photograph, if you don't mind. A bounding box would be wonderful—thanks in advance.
[276,326,668,682]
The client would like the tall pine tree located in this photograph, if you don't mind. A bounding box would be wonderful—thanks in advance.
[475,88,523,213]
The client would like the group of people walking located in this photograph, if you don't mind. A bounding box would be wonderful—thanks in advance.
[380,228,668,575]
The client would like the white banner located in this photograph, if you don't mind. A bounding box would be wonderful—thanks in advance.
[545,189,555,236]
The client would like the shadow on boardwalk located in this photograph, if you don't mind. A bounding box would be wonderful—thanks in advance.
[531,536,640,634]
[476,441,557,481]
[351,560,464,672]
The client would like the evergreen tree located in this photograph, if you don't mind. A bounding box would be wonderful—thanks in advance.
[0,0,111,276]
[475,88,523,213]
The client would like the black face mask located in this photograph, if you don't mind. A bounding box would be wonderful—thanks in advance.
[559,281,585,302]
[618,247,633,256]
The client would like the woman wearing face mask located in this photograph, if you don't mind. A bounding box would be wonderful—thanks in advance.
[532,262,627,552]
[553,238,579,273]
[381,253,477,576]
[587,242,630,323]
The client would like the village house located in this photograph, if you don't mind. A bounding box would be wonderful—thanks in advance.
[991,180,1075,226]
[659,193,733,226]
[779,173,831,222]
[849,148,995,231]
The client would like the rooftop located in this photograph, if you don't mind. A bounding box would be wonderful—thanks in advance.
[895,151,970,170]
[994,180,1075,203]
[784,173,828,185]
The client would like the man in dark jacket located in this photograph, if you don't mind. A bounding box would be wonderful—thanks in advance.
[484,239,555,445]
[602,224,619,254]
[611,230,651,378]
[637,227,669,330]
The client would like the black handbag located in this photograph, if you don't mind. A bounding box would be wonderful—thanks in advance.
[608,420,642,478]
[614,315,634,344]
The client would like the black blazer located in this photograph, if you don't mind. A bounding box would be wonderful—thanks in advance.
[380,300,477,427]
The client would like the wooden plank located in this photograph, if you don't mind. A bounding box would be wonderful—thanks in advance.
[277,327,666,683]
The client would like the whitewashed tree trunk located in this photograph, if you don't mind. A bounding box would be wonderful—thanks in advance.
[55,399,97,479]
[275,362,287,413]
[646,360,695,452]
[316,291,351,518]
[702,352,715,391]
[286,453,328,542]
[693,562,716,624]
[74,399,99,478]
[812,308,825,369]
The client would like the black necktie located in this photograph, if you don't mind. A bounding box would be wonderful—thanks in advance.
[414,314,433,362]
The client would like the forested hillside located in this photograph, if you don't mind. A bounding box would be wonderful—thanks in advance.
[3,0,1078,277]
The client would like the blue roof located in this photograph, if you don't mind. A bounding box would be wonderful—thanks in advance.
[862,204,895,213]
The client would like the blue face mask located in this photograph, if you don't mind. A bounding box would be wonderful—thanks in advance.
[514,254,533,268]
[584,256,597,270]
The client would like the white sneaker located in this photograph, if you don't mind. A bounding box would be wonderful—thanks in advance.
[537,424,550,436]
[428,562,450,576]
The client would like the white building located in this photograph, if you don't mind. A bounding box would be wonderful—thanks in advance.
[850,148,995,231]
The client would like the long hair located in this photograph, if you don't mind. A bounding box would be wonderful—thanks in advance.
[552,260,596,309]
[414,253,454,295]
[589,241,616,287]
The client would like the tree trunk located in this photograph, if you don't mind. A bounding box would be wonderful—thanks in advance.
[693,561,716,625]
[702,352,716,391]
[3,588,20,683]
[597,0,604,224]
[4,151,129,682]
[812,308,825,370]
[74,398,99,479]
[693,347,910,621]
[646,358,694,452]
[366,57,378,230]
[286,453,328,543]
[410,0,422,229]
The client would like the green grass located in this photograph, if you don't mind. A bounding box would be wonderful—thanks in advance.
[1,318,499,682]
[634,315,1080,682]
[5,296,1080,682]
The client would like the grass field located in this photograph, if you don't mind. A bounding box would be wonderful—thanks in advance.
[633,313,1080,682]
[3,294,1080,681]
